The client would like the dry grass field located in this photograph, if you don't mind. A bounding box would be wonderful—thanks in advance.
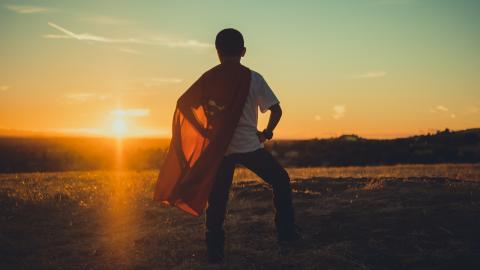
[1,164,479,269]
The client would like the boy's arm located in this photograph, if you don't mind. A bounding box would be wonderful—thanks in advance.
[176,75,210,137]
[258,103,282,142]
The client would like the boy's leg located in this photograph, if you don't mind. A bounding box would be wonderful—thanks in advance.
[238,148,296,241]
[205,155,235,262]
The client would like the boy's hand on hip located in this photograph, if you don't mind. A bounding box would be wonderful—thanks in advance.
[257,130,267,143]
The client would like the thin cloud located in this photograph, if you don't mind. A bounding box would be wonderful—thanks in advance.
[0,85,9,91]
[57,128,101,135]
[140,77,183,87]
[66,93,95,102]
[118,48,142,55]
[43,34,72,40]
[46,22,143,43]
[65,93,111,102]
[111,108,150,117]
[332,105,346,119]
[353,71,387,79]
[435,105,448,112]
[45,22,212,49]
[429,105,457,118]
[152,37,212,49]
[314,115,322,121]
[79,15,129,25]
[466,105,479,114]
[6,5,53,14]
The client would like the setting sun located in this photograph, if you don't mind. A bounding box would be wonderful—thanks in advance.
[112,118,127,137]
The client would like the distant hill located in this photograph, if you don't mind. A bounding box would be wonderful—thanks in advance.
[0,128,478,172]
[266,128,480,166]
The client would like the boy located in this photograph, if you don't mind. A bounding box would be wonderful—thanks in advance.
[154,28,300,264]
[206,28,300,263]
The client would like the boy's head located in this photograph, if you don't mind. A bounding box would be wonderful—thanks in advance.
[215,28,246,61]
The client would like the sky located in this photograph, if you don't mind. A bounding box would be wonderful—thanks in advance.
[0,0,479,139]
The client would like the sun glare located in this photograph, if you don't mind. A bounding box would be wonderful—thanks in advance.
[112,118,127,137]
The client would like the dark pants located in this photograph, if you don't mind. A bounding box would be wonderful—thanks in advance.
[205,148,295,239]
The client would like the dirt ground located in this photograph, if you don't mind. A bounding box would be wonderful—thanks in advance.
[1,164,479,269]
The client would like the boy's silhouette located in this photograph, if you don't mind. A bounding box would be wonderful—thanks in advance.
[154,28,299,264]
[206,28,299,263]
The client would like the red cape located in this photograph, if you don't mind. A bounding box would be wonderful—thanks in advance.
[154,63,251,216]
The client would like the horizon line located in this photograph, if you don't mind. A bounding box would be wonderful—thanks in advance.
[0,127,478,141]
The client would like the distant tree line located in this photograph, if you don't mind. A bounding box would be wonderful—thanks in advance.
[267,129,480,166]
[0,128,478,173]
[0,137,169,173]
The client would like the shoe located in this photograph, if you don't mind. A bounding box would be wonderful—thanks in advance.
[278,224,303,244]
[206,231,225,263]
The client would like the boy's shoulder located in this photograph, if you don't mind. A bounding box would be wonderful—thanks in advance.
[249,69,268,85]
[197,66,267,87]
[201,64,260,78]
[250,69,261,78]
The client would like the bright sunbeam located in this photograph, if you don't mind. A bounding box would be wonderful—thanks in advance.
[112,118,127,137]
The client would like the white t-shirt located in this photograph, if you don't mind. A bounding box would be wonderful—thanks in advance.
[225,70,279,155]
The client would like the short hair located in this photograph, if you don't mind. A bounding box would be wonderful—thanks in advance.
[215,28,244,57]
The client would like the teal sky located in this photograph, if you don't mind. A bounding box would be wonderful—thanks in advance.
[0,0,479,138]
